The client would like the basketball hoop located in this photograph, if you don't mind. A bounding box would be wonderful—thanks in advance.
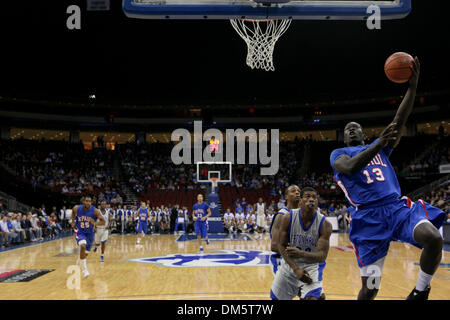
[210,177,219,193]
[230,18,292,71]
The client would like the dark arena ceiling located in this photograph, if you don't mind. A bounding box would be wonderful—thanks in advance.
[0,0,448,122]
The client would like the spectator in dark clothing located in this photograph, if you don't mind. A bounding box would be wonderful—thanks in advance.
[22,213,36,241]
[160,217,170,234]
[170,205,178,232]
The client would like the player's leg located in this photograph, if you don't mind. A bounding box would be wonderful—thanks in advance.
[94,230,100,252]
[194,222,203,252]
[393,199,446,299]
[100,229,107,262]
[77,236,90,277]
[300,263,326,300]
[81,233,94,277]
[270,268,299,300]
[136,223,142,244]
[203,222,209,245]
[100,240,106,262]
[349,206,391,300]
[356,257,385,300]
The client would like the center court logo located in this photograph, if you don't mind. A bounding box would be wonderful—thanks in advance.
[125,250,273,268]
[171,121,279,175]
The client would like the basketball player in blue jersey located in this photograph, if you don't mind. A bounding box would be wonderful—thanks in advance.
[331,57,446,300]
[71,196,105,278]
[271,187,332,300]
[192,194,211,253]
[136,201,149,244]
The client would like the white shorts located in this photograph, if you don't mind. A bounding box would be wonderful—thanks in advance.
[95,228,108,243]
[257,215,266,228]
[271,262,325,300]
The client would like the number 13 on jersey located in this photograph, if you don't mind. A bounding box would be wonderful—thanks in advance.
[362,168,385,184]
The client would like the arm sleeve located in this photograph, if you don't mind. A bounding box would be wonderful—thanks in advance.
[330,148,348,169]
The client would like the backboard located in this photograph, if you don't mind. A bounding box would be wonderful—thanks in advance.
[123,0,411,20]
[196,162,232,183]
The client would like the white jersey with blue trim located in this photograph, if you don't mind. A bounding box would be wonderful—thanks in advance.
[281,208,326,266]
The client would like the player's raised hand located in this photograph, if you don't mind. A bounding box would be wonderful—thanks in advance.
[379,122,398,147]
[409,56,420,88]
[294,268,313,284]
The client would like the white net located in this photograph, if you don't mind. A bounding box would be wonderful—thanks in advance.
[230,18,292,71]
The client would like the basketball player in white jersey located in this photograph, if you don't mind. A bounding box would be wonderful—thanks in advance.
[93,200,111,262]
[270,185,300,276]
[271,187,332,300]
[255,198,266,240]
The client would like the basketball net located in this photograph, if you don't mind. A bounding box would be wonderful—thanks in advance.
[230,18,292,71]
[210,177,219,194]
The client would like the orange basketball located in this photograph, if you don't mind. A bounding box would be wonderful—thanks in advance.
[384,52,414,83]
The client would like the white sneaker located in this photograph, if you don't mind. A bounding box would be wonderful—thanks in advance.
[83,269,90,278]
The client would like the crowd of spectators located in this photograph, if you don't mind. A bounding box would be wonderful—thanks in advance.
[0,203,71,248]
[0,139,125,203]
[0,131,448,240]
[421,184,450,216]
[406,136,449,175]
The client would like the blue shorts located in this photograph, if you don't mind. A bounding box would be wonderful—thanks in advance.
[349,196,446,268]
[75,230,95,252]
[137,222,148,234]
[194,221,208,238]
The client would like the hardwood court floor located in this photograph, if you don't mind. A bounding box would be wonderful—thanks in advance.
[0,232,448,300]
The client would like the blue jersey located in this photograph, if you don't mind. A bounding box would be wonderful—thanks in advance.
[138,208,148,223]
[76,205,96,233]
[235,207,244,214]
[330,138,401,207]
[193,202,209,222]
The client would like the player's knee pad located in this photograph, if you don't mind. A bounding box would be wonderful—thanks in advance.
[78,240,87,246]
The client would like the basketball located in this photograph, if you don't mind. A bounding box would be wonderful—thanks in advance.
[384,52,414,83]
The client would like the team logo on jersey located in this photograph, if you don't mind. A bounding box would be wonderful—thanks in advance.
[125,250,272,268]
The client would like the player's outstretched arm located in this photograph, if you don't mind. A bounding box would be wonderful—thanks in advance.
[285,219,332,263]
[278,213,313,284]
[388,57,420,149]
